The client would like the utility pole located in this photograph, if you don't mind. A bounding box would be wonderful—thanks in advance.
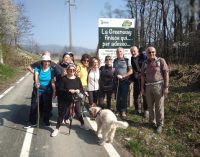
[66,0,75,52]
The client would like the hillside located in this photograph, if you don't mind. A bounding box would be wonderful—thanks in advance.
[115,64,200,157]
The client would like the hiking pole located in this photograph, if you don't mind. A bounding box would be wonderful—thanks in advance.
[115,78,119,113]
[69,97,75,135]
[36,88,40,134]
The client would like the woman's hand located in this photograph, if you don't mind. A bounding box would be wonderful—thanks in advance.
[69,89,76,94]
[75,89,80,94]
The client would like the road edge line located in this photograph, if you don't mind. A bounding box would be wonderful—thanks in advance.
[85,116,120,157]
[20,128,34,157]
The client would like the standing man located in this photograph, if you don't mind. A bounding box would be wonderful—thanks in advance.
[113,47,133,118]
[130,46,148,116]
[141,46,169,133]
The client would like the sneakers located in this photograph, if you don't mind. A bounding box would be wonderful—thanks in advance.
[62,119,70,124]
[133,110,140,115]
[23,122,37,129]
[122,112,127,118]
[144,110,149,118]
[115,112,120,116]
[51,129,59,137]
[156,126,162,134]
[80,124,90,130]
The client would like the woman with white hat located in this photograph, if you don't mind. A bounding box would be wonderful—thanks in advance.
[24,54,56,128]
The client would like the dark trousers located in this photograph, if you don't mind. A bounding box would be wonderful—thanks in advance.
[56,100,84,129]
[133,78,148,112]
[116,79,129,113]
[87,90,99,106]
[98,89,112,109]
[29,87,52,125]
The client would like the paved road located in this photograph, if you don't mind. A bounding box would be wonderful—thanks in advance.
[0,73,128,157]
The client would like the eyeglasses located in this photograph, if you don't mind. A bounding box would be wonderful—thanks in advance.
[148,51,155,54]
[67,69,76,72]
[105,58,112,61]
[83,59,89,62]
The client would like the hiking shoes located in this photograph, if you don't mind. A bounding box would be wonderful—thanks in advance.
[156,126,163,134]
[122,112,127,118]
[80,124,90,130]
[23,122,37,129]
[51,129,59,137]
[144,110,149,118]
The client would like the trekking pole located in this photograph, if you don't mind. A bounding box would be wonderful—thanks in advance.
[36,88,40,134]
[115,78,119,112]
[69,96,75,135]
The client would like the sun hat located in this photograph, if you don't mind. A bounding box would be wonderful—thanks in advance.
[42,54,51,61]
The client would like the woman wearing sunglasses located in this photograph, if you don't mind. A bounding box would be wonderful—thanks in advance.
[51,63,90,137]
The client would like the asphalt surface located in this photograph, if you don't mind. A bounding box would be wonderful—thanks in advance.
[0,74,111,157]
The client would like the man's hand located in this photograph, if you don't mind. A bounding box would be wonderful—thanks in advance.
[117,74,123,80]
[162,87,169,96]
[141,88,145,96]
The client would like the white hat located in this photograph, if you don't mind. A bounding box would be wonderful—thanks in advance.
[42,54,51,61]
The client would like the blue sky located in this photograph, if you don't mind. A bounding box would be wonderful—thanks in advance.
[15,0,127,49]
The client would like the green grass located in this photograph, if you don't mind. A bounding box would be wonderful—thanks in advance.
[127,140,154,156]
[0,64,17,81]
[115,87,200,156]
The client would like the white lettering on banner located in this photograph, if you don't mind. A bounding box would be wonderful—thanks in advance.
[108,29,132,36]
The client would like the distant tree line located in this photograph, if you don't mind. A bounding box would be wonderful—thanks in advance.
[103,0,200,64]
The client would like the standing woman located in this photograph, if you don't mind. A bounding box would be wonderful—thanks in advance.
[51,63,89,137]
[25,54,55,128]
[87,57,100,107]
[76,54,91,90]
[98,55,115,109]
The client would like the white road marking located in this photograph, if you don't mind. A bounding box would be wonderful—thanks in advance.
[0,86,14,99]
[0,72,30,99]
[25,72,30,77]
[85,117,121,157]
[20,128,34,157]
[17,77,25,84]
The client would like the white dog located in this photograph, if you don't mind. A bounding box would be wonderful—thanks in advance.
[89,106,129,145]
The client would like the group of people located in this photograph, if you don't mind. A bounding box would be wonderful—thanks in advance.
[24,45,169,135]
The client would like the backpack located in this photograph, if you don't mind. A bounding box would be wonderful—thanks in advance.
[143,57,164,77]
[113,57,129,71]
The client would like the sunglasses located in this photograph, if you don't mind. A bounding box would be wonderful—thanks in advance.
[148,51,155,54]
[83,59,89,62]
[67,69,76,72]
